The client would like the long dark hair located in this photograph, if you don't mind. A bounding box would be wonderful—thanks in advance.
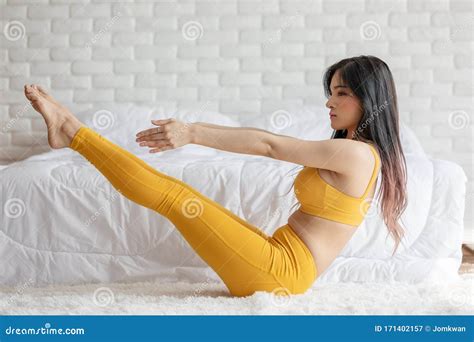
[281,55,408,256]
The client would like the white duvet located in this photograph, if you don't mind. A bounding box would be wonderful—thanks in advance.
[0,104,467,288]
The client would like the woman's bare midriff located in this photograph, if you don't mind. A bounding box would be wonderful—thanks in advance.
[287,167,378,277]
[287,210,358,277]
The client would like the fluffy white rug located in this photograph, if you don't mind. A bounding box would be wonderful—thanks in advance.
[1,272,472,315]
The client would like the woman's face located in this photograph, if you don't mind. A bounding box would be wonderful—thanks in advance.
[325,70,364,134]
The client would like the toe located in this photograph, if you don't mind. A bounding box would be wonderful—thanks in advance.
[24,84,32,98]
[32,84,43,96]
[38,85,49,95]
[33,84,56,102]
[24,85,40,101]
[36,85,50,98]
[27,93,40,102]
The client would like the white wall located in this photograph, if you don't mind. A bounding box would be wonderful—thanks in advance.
[0,0,472,239]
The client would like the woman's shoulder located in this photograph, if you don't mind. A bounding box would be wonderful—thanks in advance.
[352,140,381,171]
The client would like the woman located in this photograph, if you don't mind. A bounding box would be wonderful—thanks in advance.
[23,55,407,298]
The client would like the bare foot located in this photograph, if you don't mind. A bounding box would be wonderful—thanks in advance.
[24,84,84,149]
[32,85,61,106]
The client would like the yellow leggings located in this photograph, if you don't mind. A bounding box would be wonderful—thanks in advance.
[69,126,317,297]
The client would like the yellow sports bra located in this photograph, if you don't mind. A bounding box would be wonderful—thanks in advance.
[294,144,381,226]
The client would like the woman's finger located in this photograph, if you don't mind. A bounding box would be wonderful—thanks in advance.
[135,118,172,137]
[136,126,163,137]
[141,140,165,148]
[137,125,167,137]
[151,118,173,126]
[136,132,167,143]
[139,140,156,147]
[150,144,173,153]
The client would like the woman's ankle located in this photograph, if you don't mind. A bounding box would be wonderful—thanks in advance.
[62,118,84,146]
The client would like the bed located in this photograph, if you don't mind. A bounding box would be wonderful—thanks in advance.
[0,104,467,288]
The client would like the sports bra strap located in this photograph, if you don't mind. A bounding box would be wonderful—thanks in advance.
[361,144,380,198]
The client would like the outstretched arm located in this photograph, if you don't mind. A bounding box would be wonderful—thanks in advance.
[136,118,275,157]
[190,121,274,157]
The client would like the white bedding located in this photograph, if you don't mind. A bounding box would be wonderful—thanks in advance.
[0,104,467,288]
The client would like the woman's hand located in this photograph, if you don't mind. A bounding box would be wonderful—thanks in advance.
[135,118,193,153]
